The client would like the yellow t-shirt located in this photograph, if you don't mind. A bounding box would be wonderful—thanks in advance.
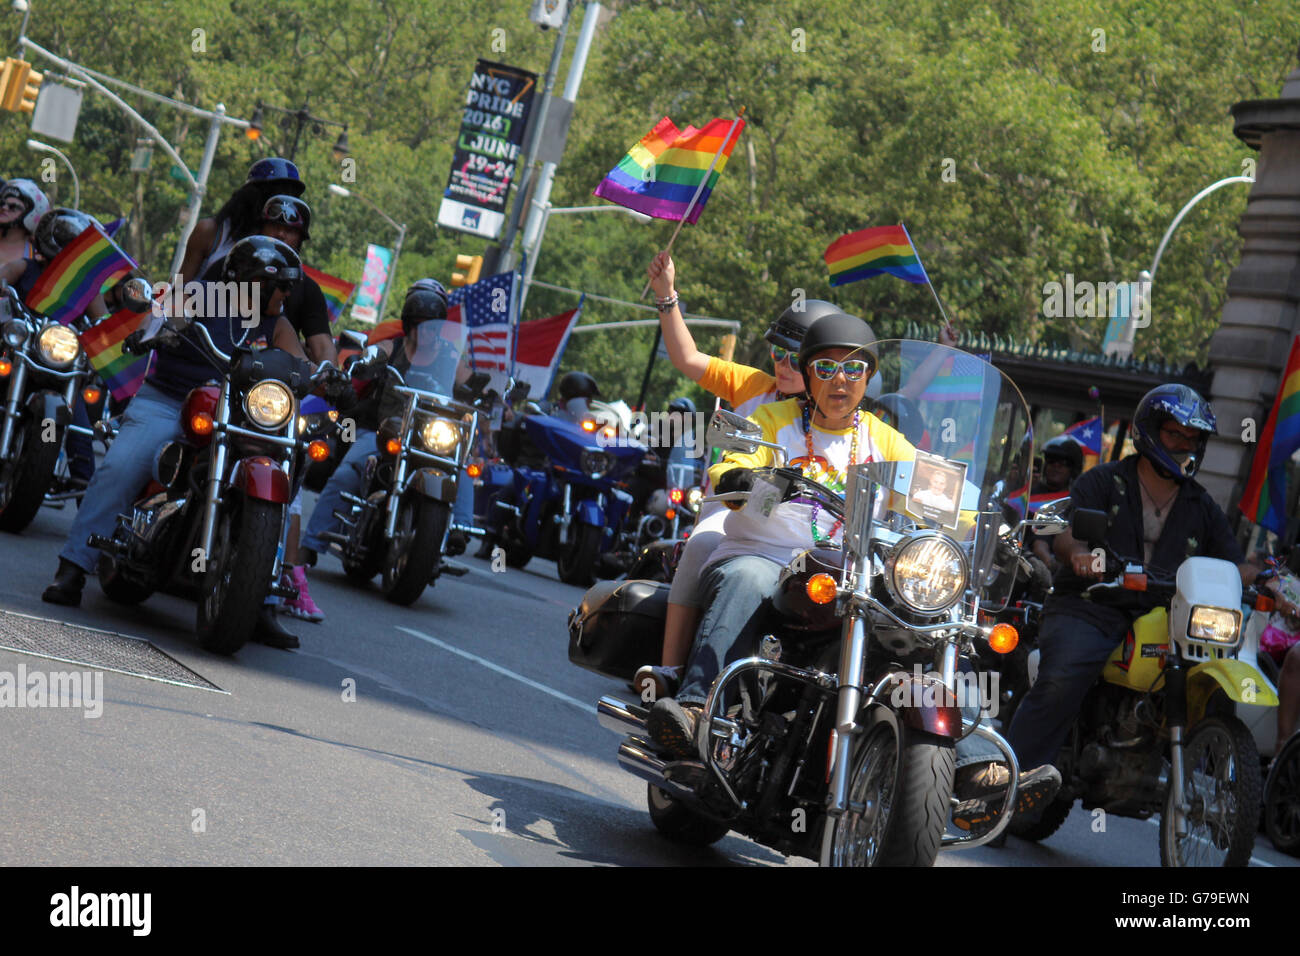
[707,398,916,567]
[698,356,778,417]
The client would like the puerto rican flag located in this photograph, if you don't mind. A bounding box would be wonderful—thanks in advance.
[513,299,584,402]
[448,271,517,395]
[1063,415,1104,456]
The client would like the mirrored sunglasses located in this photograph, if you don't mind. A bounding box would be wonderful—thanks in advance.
[810,358,870,382]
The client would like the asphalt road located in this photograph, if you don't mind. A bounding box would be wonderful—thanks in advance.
[0,492,1294,869]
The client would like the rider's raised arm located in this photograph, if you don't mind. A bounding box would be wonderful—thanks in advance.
[648,251,710,382]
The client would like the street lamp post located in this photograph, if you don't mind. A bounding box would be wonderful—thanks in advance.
[24,138,77,209]
[518,202,652,317]
[330,183,405,324]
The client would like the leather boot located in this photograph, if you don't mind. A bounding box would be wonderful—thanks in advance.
[252,605,299,650]
[42,558,87,607]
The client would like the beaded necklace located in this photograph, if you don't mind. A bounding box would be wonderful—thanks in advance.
[803,404,863,544]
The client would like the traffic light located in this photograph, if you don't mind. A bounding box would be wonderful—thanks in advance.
[0,58,42,113]
[451,253,483,287]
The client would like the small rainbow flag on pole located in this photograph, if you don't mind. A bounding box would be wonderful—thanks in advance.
[303,265,355,324]
[78,308,150,401]
[824,224,928,286]
[26,226,137,326]
[593,115,745,224]
[1240,334,1300,535]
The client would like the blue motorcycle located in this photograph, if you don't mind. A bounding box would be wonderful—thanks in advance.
[477,404,645,586]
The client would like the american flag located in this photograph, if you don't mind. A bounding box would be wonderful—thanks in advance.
[448,272,516,393]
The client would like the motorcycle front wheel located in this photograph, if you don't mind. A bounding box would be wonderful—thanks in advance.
[1160,716,1262,867]
[197,498,282,655]
[0,414,60,532]
[828,721,955,867]
[556,523,601,587]
[1264,731,1300,857]
[381,497,449,606]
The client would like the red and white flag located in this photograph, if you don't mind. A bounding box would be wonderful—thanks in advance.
[514,300,583,401]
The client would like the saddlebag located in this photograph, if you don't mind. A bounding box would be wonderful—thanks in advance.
[567,579,669,680]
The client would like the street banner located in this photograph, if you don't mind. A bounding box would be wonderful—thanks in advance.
[437,59,538,240]
[351,244,392,324]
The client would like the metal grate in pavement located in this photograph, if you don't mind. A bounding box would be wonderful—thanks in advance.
[0,609,225,693]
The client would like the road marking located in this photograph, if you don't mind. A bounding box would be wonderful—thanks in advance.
[1143,816,1275,866]
[396,625,590,714]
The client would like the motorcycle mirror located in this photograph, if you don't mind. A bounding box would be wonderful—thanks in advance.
[1021,496,1072,536]
[706,408,788,466]
[1071,508,1109,547]
[339,329,368,351]
[108,275,155,314]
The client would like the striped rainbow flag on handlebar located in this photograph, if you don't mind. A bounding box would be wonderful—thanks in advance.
[26,225,137,326]
[79,308,150,401]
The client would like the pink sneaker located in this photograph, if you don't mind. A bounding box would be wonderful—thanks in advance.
[282,566,325,623]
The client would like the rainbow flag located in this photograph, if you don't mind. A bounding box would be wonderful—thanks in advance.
[26,225,137,326]
[824,225,927,286]
[303,265,355,323]
[1240,335,1300,535]
[593,115,745,224]
[78,308,149,401]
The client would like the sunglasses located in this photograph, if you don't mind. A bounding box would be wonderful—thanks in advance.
[1159,425,1201,450]
[0,201,26,213]
[810,358,871,382]
[769,346,794,365]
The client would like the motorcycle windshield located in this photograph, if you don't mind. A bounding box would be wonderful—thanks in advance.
[401,318,468,398]
[848,340,1034,609]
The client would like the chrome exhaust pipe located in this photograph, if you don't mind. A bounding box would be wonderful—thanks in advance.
[597,695,648,736]
[617,738,667,785]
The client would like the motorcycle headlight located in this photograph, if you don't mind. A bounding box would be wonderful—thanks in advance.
[245,380,293,429]
[1188,606,1241,644]
[579,450,610,477]
[687,486,703,512]
[420,417,460,455]
[38,324,80,368]
[3,320,28,348]
[886,531,968,614]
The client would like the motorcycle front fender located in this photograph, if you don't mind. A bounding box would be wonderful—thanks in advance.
[407,468,457,504]
[884,670,962,739]
[575,496,604,529]
[1186,657,1279,724]
[230,455,291,504]
[26,389,71,433]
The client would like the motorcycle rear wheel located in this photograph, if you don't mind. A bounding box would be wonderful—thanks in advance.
[381,498,449,606]
[197,498,282,655]
[1159,716,1262,867]
[1264,732,1300,856]
[556,523,601,587]
[828,722,955,867]
[647,784,729,846]
[0,415,60,532]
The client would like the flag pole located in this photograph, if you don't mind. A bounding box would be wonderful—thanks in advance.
[639,106,746,299]
[899,221,954,330]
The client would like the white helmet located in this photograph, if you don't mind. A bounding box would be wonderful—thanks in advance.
[0,179,50,233]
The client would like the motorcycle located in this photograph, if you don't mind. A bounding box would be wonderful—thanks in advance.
[315,318,489,605]
[0,283,100,531]
[1009,505,1279,866]
[90,318,342,654]
[568,340,1038,866]
[479,395,646,587]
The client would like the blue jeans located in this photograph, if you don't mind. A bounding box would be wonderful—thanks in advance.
[1003,612,1127,769]
[60,383,185,573]
[67,395,96,484]
[677,554,783,706]
[302,428,376,556]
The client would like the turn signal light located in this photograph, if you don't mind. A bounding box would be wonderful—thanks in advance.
[669,488,684,504]
[988,622,1019,654]
[805,572,837,605]
[467,463,483,478]
[1122,572,1148,591]
[581,418,597,433]
[385,438,402,455]
[307,440,330,462]
[0,359,11,376]
[190,413,214,436]
[1256,593,1276,612]
[665,508,676,521]
[82,386,102,404]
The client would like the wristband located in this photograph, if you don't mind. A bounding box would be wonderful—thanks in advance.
[656,294,679,313]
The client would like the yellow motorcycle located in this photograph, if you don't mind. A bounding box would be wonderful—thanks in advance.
[1012,508,1278,866]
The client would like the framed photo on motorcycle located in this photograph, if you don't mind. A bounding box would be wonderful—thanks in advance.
[906,450,965,531]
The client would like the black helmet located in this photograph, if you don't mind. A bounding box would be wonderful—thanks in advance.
[871,393,924,444]
[245,158,305,197]
[766,299,847,352]
[401,278,449,334]
[261,194,311,240]
[34,207,99,261]
[1042,435,1083,476]
[797,312,878,384]
[668,396,696,416]
[558,371,600,402]
[222,236,301,313]
[1131,383,1216,482]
